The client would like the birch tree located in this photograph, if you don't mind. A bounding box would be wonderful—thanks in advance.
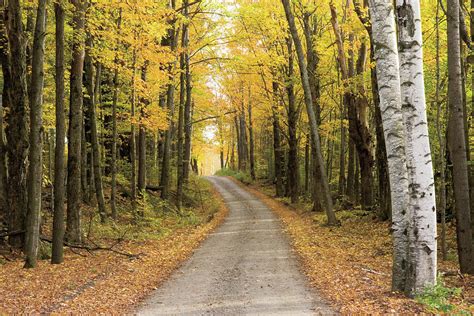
[369,0,438,294]
[368,0,411,293]
[395,0,437,292]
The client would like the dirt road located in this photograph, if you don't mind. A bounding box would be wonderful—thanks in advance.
[138,177,333,315]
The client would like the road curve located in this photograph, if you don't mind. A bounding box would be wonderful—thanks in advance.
[137,176,333,315]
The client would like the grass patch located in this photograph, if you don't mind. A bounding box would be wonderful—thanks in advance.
[215,168,252,184]
[416,277,464,314]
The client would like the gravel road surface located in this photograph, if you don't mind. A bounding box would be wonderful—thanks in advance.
[137,176,333,315]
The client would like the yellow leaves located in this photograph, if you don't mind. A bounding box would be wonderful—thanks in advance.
[243,182,474,314]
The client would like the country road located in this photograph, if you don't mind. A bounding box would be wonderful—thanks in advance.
[138,176,333,315]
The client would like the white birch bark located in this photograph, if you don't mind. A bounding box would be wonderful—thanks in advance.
[396,0,437,293]
[368,0,410,292]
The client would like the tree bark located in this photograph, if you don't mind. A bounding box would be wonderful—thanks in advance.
[369,0,410,292]
[110,9,121,220]
[286,39,299,203]
[160,9,178,200]
[0,5,10,222]
[272,82,285,197]
[137,65,148,208]
[302,10,324,212]
[25,0,47,268]
[446,0,474,275]
[248,92,256,181]
[281,0,337,225]
[177,24,187,209]
[396,0,437,292]
[183,0,193,183]
[52,0,66,264]
[130,52,137,209]
[5,0,29,248]
[435,0,447,260]
[66,0,86,244]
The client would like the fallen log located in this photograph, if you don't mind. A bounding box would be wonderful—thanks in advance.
[39,235,143,259]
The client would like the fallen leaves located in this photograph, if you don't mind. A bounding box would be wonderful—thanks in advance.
[0,188,228,314]
[238,179,474,314]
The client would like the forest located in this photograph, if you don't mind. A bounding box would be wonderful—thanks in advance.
[0,0,473,314]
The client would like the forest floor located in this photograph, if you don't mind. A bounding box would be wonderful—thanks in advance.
[0,177,228,314]
[232,177,474,314]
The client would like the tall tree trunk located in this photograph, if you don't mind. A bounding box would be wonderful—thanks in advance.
[92,62,107,222]
[304,135,310,195]
[110,9,121,220]
[25,0,47,268]
[66,0,86,244]
[160,12,178,200]
[369,0,410,292]
[177,25,186,209]
[0,6,10,221]
[396,0,437,292]
[130,52,137,209]
[52,0,66,264]
[248,93,256,181]
[239,98,249,171]
[183,0,192,183]
[373,80,391,220]
[272,82,285,197]
[281,0,337,225]
[5,0,29,248]
[446,0,474,275]
[137,65,148,210]
[286,39,299,203]
[330,3,374,209]
[435,0,447,260]
[338,92,346,198]
[354,0,392,218]
[302,10,325,212]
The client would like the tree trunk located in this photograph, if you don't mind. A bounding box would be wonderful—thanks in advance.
[93,63,107,222]
[396,0,437,292]
[137,65,148,210]
[110,9,121,220]
[446,0,474,275]
[281,0,337,225]
[177,24,187,209]
[66,0,86,244]
[0,6,10,221]
[5,0,29,248]
[183,0,192,183]
[248,93,256,181]
[130,52,137,209]
[286,39,299,203]
[330,3,374,209]
[51,0,66,264]
[272,82,285,197]
[369,0,410,292]
[160,13,178,200]
[24,0,47,268]
[302,10,325,211]
[435,0,447,260]
[84,39,107,223]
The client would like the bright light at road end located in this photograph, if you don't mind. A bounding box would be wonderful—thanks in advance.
[203,125,217,143]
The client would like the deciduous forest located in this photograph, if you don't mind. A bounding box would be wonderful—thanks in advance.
[0,0,473,314]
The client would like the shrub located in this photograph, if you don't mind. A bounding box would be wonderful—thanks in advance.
[215,168,252,184]
[416,277,462,313]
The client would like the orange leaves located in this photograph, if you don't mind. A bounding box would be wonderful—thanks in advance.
[0,189,228,314]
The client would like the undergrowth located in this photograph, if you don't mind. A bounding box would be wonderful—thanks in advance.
[215,168,252,184]
[415,277,465,314]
